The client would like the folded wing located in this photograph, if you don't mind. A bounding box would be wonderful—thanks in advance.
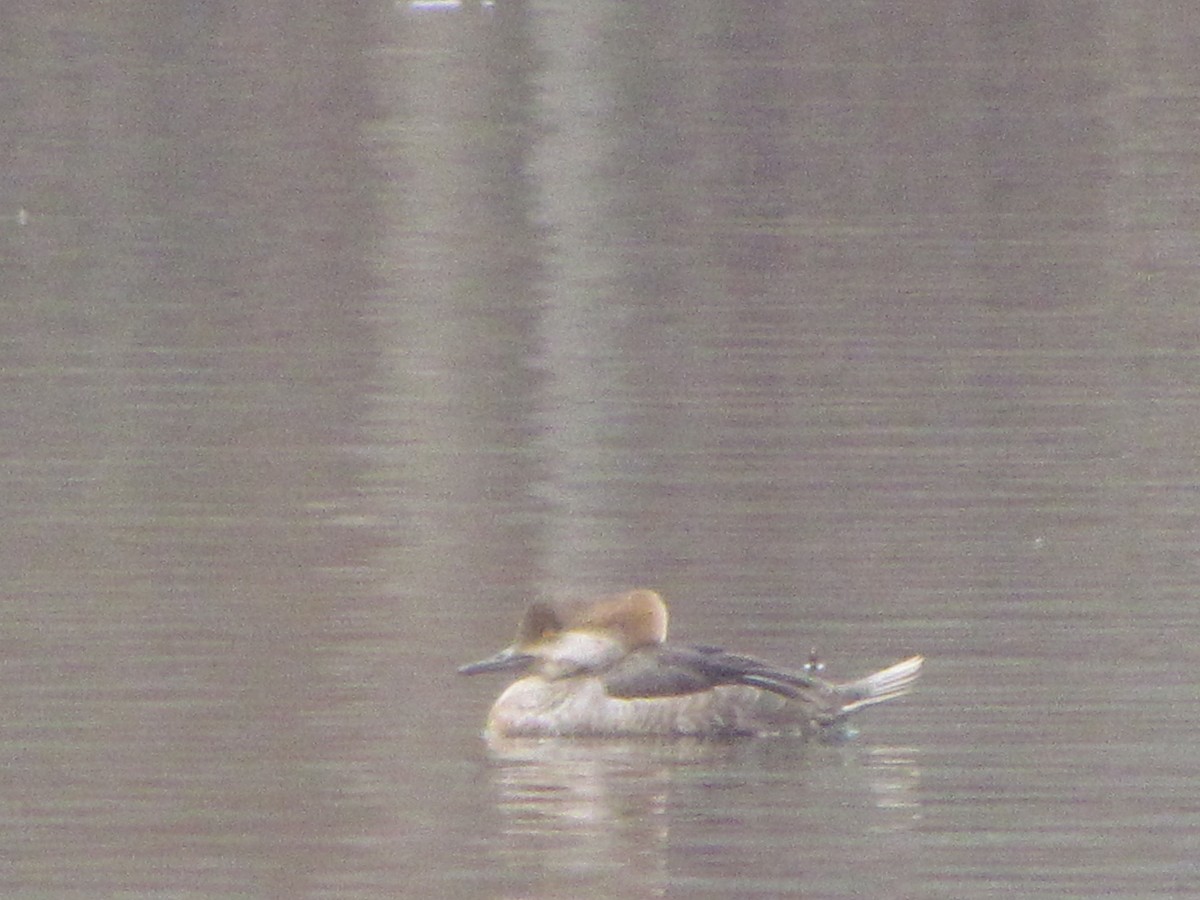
[602,645,829,700]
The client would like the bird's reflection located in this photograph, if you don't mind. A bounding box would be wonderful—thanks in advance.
[862,745,922,822]
[478,736,921,897]
[482,738,720,897]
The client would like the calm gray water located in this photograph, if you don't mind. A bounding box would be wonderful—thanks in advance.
[3,1,1199,897]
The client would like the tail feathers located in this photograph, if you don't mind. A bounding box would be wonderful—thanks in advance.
[832,655,923,718]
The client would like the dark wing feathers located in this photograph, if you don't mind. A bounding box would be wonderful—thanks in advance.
[602,645,828,700]
[601,653,722,698]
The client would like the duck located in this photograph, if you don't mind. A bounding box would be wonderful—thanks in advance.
[458,589,922,739]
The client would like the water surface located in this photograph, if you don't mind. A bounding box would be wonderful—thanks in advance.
[3,1,1199,897]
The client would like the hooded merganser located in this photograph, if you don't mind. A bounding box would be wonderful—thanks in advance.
[459,589,922,739]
